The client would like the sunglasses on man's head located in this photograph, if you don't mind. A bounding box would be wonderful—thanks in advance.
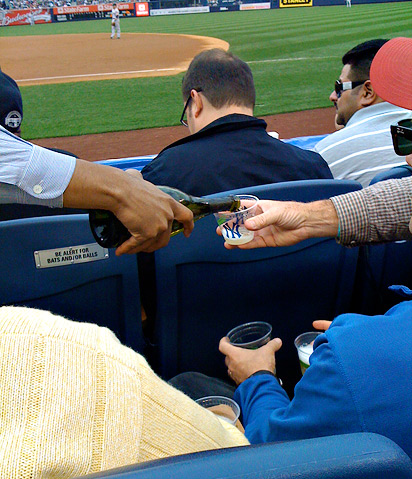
[334,80,366,98]
[391,119,412,156]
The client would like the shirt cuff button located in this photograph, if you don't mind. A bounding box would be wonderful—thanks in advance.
[33,185,43,194]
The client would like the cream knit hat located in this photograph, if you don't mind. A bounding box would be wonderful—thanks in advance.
[0,307,248,479]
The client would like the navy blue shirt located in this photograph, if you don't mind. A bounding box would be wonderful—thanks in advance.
[142,114,332,196]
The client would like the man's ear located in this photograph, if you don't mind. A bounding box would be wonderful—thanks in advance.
[359,80,379,106]
[191,90,204,118]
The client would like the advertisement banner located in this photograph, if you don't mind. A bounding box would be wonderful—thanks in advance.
[150,6,209,15]
[53,3,135,22]
[135,2,149,16]
[209,4,240,11]
[239,2,271,9]
[1,8,51,26]
[279,0,312,6]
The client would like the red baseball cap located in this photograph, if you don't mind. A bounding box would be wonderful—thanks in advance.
[370,37,412,111]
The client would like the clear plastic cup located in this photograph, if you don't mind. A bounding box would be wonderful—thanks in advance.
[227,321,272,349]
[294,331,322,375]
[214,195,259,246]
[195,396,241,425]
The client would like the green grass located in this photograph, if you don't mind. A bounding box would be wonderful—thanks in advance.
[2,2,412,139]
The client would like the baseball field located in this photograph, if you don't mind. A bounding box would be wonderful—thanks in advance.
[1,2,411,149]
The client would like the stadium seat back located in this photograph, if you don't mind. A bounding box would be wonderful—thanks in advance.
[80,433,412,479]
[352,166,412,314]
[369,165,412,185]
[0,214,144,352]
[153,180,362,395]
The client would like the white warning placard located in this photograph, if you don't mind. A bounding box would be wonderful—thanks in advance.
[34,243,109,269]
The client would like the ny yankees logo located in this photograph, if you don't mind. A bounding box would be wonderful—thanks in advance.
[222,221,242,239]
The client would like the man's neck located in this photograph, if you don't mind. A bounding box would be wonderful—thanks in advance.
[369,97,384,107]
[193,105,254,133]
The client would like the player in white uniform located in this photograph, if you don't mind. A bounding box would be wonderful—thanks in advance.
[110,3,120,39]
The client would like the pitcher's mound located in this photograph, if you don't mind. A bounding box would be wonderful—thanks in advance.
[1,33,229,86]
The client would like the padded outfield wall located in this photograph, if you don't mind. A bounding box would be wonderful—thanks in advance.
[276,0,409,6]
[313,0,410,6]
[1,0,410,26]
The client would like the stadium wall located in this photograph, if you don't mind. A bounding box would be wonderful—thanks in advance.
[0,0,410,26]
[313,0,409,5]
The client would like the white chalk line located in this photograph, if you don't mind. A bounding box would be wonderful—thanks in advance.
[16,67,177,82]
[17,56,336,82]
[248,55,335,64]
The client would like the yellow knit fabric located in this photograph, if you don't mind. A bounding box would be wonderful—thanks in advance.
[0,306,249,478]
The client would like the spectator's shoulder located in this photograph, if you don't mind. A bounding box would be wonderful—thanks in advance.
[314,126,353,152]
[141,146,184,184]
[145,144,183,170]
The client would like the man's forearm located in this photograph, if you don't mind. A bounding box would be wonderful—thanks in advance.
[62,159,128,214]
[301,199,339,240]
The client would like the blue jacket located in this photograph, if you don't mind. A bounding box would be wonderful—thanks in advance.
[142,114,332,196]
[235,300,412,458]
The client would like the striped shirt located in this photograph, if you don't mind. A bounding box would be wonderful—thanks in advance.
[331,176,412,246]
[0,126,76,207]
[314,103,412,187]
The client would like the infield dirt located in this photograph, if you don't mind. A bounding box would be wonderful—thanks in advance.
[2,33,229,85]
[2,32,336,159]
[32,107,337,161]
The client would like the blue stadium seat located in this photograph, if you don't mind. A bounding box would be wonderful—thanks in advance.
[282,133,328,150]
[0,203,85,221]
[369,165,412,185]
[96,156,155,171]
[352,240,412,315]
[0,214,144,353]
[80,433,412,479]
[152,179,362,395]
[352,165,412,315]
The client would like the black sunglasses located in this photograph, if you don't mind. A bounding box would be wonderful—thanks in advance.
[180,89,202,127]
[391,119,412,156]
[334,80,367,98]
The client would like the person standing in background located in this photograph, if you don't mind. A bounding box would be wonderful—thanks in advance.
[111,3,120,39]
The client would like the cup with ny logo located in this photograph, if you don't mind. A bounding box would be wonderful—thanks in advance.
[214,195,259,246]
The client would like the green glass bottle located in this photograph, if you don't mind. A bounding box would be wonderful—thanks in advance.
[89,185,241,248]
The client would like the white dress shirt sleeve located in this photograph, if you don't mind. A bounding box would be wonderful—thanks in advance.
[0,126,76,207]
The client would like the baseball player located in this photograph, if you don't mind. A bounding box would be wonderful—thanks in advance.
[111,3,120,39]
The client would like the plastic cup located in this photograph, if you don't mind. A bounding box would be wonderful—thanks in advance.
[227,321,272,349]
[214,195,259,246]
[195,396,241,425]
[294,331,322,375]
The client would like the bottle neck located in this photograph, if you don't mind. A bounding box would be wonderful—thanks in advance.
[157,185,239,212]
